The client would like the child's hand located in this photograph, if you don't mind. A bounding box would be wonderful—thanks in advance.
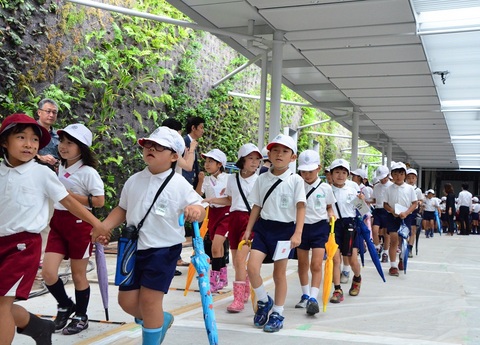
[198,171,205,182]
[96,235,110,246]
[184,205,203,223]
[91,223,110,243]
[290,232,301,248]
[242,230,252,242]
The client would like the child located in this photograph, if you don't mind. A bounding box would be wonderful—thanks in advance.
[422,190,441,238]
[405,168,423,256]
[471,197,480,234]
[204,143,263,312]
[244,134,306,332]
[41,124,105,334]
[371,166,393,262]
[383,162,418,276]
[0,114,102,345]
[196,149,230,292]
[295,150,335,315]
[92,126,205,345]
[329,159,362,303]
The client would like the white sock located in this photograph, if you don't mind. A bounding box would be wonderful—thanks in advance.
[301,285,310,296]
[272,304,284,315]
[390,261,398,268]
[254,285,268,302]
[342,265,351,273]
[310,287,320,300]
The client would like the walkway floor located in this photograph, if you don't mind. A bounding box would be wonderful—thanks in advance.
[13,232,480,345]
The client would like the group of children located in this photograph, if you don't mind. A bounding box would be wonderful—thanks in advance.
[2,110,432,344]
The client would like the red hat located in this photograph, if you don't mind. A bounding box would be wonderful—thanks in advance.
[0,113,51,149]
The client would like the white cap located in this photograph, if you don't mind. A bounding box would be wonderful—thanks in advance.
[375,165,389,180]
[441,196,447,201]
[391,161,407,172]
[237,143,262,160]
[372,176,379,185]
[201,149,227,167]
[266,134,297,154]
[261,146,269,159]
[473,197,479,203]
[426,189,435,194]
[138,126,185,155]
[297,150,320,171]
[58,123,92,147]
[351,168,367,179]
[406,168,417,176]
[330,158,350,173]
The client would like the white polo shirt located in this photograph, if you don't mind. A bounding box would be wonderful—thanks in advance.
[385,182,417,210]
[0,160,68,237]
[424,197,440,212]
[304,178,336,224]
[372,180,393,208]
[248,168,306,223]
[55,160,104,210]
[332,182,360,218]
[458,190,472,207]
[225,172,258,212]
[201,172,229,208]
[119,168,203,250]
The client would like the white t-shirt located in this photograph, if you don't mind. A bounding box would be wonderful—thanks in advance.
[201,172,229,208]
[332,182,360,219]
[248,168,306,223]
[304,178,336,224]
[384,182,417,210]
[55,160,104,210]
[0,160,68,236]
[424,197,440,212]
[119,168,203,250]
[225,172,258,212]
[372,180,393,208]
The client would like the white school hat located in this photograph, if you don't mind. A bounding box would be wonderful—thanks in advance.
[266,134,297,154]
[237,143,262,160]
[351,168,367,179]
[58,123,92,147]
[138,126,185,155]
[375,165,389,180]
[297,150,320,171]
[329,158,350,173]
[426,189,435,195]
[406,168,418,176]
[201,149,227,167]
[391,162,407,172]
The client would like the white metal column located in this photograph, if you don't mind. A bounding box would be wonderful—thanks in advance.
[269,31,284,141]
[351,112,359,170]
[258,51,268,150]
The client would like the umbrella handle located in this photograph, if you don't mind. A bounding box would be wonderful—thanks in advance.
[238,239,251,250]
[329,216,336,234]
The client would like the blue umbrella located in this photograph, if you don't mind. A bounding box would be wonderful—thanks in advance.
[355,216,365,267]
[398,221,409,274]
[434,210,442,236]
[355,213,386,282]
[95,242,109,320]
[179,215,218,345]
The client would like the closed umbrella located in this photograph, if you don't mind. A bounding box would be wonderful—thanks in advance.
[434,210,442,236]
[322,217,338,312]
[94,242,109,320]
[398,220,410,274]
[356,213,386,282]
[238,239,256,311]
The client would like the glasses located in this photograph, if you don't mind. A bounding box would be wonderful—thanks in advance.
[142,141,174,152]
[39,109,58,115]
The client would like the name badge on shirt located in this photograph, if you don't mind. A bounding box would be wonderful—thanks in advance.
[314,194,325,210]
[155,197,168,216]
[280,194,290,209]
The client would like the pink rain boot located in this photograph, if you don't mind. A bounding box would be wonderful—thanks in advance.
[210,270,220,293]
[244,274,251,303]
[227,281,245,313]
[219,267,228,289]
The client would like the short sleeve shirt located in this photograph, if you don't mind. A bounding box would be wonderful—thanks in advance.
[248,168,306,223]
[225,172,258,212]
[119,168,204,250]
[0,160,68,236]
[201,172,229,207]
[424,197,440,212]
[385,182,417,209]
[372,180,393,208]
[332,182,360,218]
[304,178,336,224]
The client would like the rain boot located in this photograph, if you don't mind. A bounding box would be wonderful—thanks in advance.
[17,313,55,345]
[219,266,228,289]
[210,270,220,293]
[227,281,245,313]
[142,326,162,345]
[244,274,251,303]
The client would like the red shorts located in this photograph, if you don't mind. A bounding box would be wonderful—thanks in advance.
[0,232,41,300]
[227,211,251,250]
[46,210,93,260]
[208,206,230,240]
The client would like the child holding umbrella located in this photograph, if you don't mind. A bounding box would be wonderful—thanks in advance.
[295,150,335,315]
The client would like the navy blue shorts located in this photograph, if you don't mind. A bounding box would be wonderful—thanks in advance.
[334,217,361,256]
[472,213,479,221]
[372,208,389,228]
[386,213,412,234]
[423,211,435,221]
[251,218,295,262]
[119,244,182,293]
[298,220,329,250]
[406,210,418,225]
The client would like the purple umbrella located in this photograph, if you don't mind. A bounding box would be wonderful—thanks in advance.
[179,215,218,345]
[95,242,109,321]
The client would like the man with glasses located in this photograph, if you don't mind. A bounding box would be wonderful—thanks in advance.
[36,98,60,169]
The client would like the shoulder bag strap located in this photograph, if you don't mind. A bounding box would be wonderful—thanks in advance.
[262,173,292,207]
[137,169,175,230]
[306,181,322,200]
[236,172,251,213]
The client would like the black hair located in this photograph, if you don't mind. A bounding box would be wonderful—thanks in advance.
[185,116,205,134]
[162,118,182,132]
[462,183,469,190]
[0,123,42,158]
[58,131,98,169]
[235,157,245,170]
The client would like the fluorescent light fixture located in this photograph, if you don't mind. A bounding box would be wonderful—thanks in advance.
[451,135,480,140]
[442,100,480,107]
[417,7,480,34]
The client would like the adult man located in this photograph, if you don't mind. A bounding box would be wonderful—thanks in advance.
[182,116,205,189]
[36,98,60,169]
[457,183,473,235]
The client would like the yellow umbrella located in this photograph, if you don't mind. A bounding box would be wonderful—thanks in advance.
[238,240,256,311]
[322,216,338,312]
[184,207,210,296]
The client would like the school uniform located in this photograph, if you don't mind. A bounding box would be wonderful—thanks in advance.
[384,182,417,233]
[332,181,360,255]
[0,160,68,299]
[201,172,230,239]
[46,160,104,259]
[372,180,393,228]
[423,197,440,221]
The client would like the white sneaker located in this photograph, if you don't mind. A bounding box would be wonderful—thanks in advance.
[340,271,350,284]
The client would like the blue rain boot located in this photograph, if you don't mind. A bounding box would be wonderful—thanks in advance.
[142,326,162,345]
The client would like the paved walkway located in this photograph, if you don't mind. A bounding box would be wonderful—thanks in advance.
[13,232,480,344]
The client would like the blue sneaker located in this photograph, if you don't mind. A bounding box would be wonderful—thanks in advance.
[160,312,174,344]
[295,294,309,308]
[263,312,284,332]
[253,295,273,327]
[306,297,319,315]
